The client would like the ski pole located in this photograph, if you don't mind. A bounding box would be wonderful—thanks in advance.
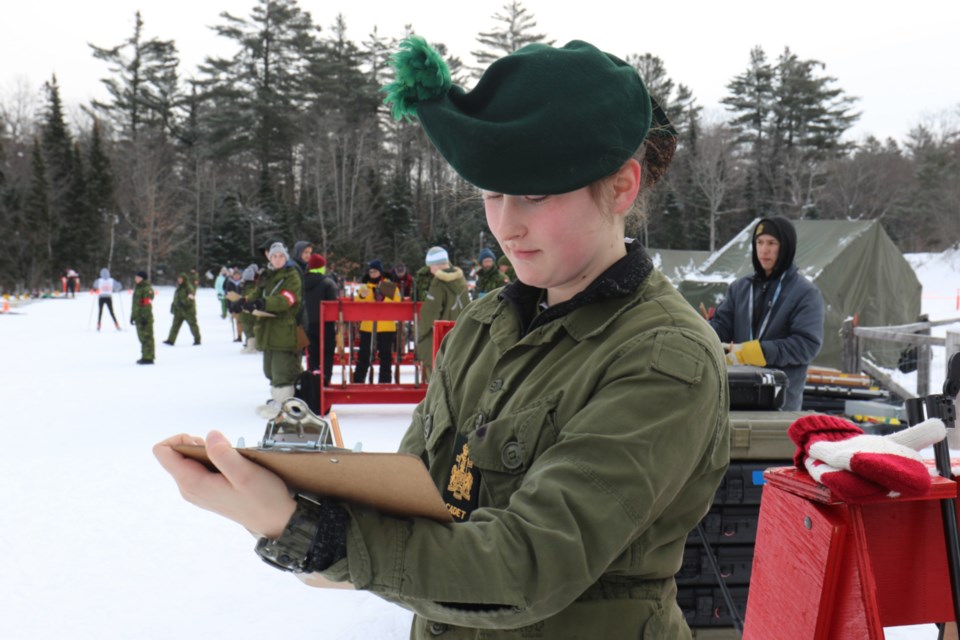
[116,293,127,329]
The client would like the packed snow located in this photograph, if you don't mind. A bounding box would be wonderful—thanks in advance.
[2,249,959,639]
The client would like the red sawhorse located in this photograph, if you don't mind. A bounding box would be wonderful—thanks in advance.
[743,465,959,639]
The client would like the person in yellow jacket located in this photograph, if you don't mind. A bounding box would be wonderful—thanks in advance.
[352,259,401,383]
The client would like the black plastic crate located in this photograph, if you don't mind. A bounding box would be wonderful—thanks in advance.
[687,505,759,546]
[713,462,777,506]
[678,586,748,628]
[677,544,754,586]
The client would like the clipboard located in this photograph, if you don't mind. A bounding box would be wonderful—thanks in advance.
[172,445,452,523]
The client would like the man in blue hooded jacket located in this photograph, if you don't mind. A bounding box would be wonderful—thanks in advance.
[709,217,824,410]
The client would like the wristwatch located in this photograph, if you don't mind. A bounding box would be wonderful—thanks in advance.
[254,495,324,573]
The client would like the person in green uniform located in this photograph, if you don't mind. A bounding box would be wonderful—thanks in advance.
[163,273,200,346]
[473,247,509,299]
[239,264,260,354]
[496,254,516,283]
[155,37,730,639]
[130,271,155,364]
[414,263,434,303]
[416,246,469,382]
[243,242,303,418]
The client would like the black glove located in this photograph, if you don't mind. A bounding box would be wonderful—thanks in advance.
[304,498,349,572]
[243,298,265,312]
[130,317,136,326]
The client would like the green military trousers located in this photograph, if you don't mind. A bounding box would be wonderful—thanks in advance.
[167,312,201,344]
[137,318,155,360]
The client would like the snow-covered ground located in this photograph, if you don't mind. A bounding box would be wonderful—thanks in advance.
[1,247,958,640]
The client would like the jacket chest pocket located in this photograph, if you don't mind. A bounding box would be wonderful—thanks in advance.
[465,392,562,509]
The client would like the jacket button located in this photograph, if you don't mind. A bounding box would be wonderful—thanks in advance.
[428,622,448,635]
[423,414,432,440]
[488,379,503,392]
[501,441,523,470]
[475,413,485,429]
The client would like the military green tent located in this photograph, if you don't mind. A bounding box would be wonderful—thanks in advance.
[649,249,710,285]
[677,219,921,369]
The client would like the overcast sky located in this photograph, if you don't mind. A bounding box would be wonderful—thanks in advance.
[4,0,959,143]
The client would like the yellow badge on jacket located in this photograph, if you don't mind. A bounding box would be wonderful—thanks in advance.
[443,433,480,521]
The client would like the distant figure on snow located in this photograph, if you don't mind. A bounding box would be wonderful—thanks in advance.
[131,271,155,364]
[92,268,123,331]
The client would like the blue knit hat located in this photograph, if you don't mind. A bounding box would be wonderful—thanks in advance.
[368,259,384,273]
[478,248,496,263]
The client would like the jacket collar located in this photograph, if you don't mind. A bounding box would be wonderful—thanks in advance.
[490,240,654,339]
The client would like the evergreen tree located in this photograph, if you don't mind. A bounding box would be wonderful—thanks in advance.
[90,11,182,141]
[722,46,775,218]
[40,76,79,269]
[85,119,114,271]
[471,1,553,72]
[60,142,90,274]
[200,0,318,192]
[25,138,52,288]
[723,46,858,219]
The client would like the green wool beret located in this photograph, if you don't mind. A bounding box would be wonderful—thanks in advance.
[383,37,665,196]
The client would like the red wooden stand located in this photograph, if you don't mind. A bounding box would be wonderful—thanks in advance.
[743,466,959,638]
[315,300,426,415]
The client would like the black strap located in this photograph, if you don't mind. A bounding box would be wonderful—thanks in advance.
[696,522,745,633]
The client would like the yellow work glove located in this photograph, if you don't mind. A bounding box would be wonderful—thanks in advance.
[724,340,767,367]
[357,285,370,298]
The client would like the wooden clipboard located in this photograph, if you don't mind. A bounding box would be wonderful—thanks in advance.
[172,445,452,523]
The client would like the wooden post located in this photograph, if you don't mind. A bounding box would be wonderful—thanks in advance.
[918,314,931,398]
[841,317,857,373]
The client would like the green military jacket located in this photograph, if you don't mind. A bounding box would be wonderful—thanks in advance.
[415,265,434,302]
[474,265,508,298]
[131,280,154,323]
[252,263,302,351]
[322,245,731,639]
[170,274,196,317]
[416,267,470,365]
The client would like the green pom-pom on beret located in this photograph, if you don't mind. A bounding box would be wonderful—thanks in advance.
[382,36,452,121]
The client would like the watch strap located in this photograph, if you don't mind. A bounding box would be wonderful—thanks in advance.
[255,495,325,572]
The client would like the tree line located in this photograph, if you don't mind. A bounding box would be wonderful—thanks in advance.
[1,0,957,292]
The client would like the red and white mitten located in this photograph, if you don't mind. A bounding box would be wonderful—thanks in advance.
[788,414,945,501]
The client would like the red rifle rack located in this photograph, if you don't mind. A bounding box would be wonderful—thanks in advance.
[315,299,457,416]
[742,465,959,639]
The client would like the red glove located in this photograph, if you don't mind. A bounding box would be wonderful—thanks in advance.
[788,414,944,501]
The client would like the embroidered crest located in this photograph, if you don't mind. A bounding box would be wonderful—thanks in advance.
[447,443,474,501]
[755,223,764,237]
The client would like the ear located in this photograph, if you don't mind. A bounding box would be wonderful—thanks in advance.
[611,159,642,215]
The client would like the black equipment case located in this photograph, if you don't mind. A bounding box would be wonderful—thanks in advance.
[727,365,787,410]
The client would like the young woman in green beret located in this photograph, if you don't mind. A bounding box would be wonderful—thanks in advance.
[155,36,730,639]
